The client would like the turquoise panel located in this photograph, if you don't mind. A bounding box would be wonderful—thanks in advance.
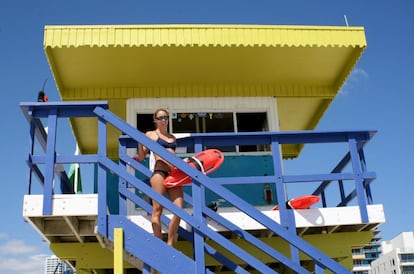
[194,155,277,207]
[94,164,121,214]
[99,155,278,213]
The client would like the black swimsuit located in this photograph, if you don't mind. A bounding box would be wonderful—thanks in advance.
[153,133,177,178]
[156,136,177,150]
[153,169,169,178]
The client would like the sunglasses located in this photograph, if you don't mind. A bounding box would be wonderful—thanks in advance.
[155,115,169,121]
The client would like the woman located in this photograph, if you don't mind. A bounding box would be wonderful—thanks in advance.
[137,108,183,246]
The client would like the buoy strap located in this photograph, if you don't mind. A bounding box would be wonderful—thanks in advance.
[187,157,205,174]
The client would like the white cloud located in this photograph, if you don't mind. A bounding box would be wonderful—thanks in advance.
[339,67,369,95]
[0,254,48,274]
[0,239,38,255]
[352,68,369,79]
[0,235,50,274]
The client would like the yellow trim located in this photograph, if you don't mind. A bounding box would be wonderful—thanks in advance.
[114,228,124,274]
[62,85,336,100]
[44,24,366,48]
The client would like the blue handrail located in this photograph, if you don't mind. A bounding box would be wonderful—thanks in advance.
[21,101,377,273]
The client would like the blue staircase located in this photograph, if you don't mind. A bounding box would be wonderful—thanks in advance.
[21,101,377,273]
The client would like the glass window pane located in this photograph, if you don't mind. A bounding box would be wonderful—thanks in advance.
[237,112,268,132]
[172,112,236,152]
[205,113,234,132]
[237,112,269,152]
[136,114,155,133]
[172,113,197,133]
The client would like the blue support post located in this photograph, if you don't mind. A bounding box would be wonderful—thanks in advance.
[359,148,373,204]
[97,112,108,237]
[192,182,206,273]
[348,138,369,222]
[270,136,300,266]
[26,118,37,194]
[270,137,289,228]
[190,138,206,272]
[339,180,346,203]
[118,138,128,216]
[43,108,57,215]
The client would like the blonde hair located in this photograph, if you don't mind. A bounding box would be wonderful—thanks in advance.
[153,108,169,120]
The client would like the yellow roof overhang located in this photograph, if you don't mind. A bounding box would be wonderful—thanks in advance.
[43,25,366,158]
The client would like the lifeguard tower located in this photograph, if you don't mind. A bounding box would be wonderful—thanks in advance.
[21,25,384,273]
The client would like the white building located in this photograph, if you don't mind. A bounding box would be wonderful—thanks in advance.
[371,232,414,274]
[44,255,74,274]
[352,231,381,274]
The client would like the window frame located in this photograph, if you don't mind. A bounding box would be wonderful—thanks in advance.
[127,97,279,155]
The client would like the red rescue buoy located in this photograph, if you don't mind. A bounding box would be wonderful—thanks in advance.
[272,195,320,210]
[164,149,224,188]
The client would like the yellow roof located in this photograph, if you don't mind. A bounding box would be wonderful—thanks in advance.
[44,24,366,158]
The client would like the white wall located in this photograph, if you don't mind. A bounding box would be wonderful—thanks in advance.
[126,96,279,132]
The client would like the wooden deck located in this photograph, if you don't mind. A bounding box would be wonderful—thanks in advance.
[23,194,385,244]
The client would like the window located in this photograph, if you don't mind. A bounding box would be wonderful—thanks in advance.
[171,111,269,153]
[172,112,235,152]
[172,112,234,134]
[136,113,155,133]
[401,253,414,263]
[237,112,269,152]
[352,248,363,255]
[402,265,414,274]
[129,97,277,154]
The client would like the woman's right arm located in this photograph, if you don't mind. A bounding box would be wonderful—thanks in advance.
[137,131,152,161]
[137,144,148,162]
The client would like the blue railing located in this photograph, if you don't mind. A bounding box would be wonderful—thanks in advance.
[21,101,377,273]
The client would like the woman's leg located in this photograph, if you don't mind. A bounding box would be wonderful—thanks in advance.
[150,173,167,240]
[166,186,184,246]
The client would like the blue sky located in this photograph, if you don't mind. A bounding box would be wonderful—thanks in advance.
[1,0,413,273]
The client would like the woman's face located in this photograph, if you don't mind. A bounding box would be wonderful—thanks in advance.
[154,110,169,127]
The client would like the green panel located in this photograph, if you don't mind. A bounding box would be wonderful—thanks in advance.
[203,155,277,207]
[101,155,277,213]
[94,164,121,214]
